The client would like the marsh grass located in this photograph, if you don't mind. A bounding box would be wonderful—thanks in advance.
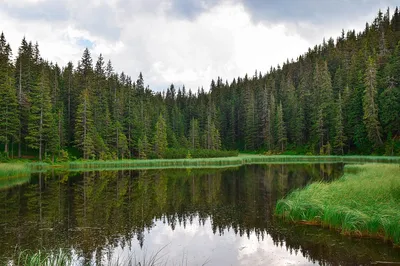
[65,155,400,171]
[275,164,400,245]
[10,247,208,266]
[14,249,72,266]
[0,163,31,179]
[2,155,400,174]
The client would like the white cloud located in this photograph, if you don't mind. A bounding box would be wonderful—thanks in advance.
[0,0,312,91]
[110,2,311,90]
[103,217,313,266]
[0,0,394,91]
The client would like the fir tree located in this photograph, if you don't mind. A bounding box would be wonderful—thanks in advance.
[189,118,200,149]
[0,33,18,154]
[363,57,383,146]
[334,92,347,155]
[276,102,287,152]
[75,89,95,159]
[154,114,168,158]
[25,66,53,161]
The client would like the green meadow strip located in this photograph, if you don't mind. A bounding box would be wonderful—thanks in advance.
[64,155,400,171]
[275,164,400,245]
[0,163,31,179]
[1,155,400,175]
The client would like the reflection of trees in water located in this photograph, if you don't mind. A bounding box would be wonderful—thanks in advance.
[269,222,400,265]
[2,163,396,265]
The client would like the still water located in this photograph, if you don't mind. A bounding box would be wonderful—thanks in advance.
[1,164,399,265]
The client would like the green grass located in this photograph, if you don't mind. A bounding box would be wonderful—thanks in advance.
[8,248,208,266]
[14,249,72,266]
[275,164,400,245]
[2,155,400,173]
[62,155,400,171]
[0,163,31,179]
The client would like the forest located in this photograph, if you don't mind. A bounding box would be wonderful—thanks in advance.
[0,8,400,161]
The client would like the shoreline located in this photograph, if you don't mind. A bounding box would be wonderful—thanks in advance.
[1,155,400,176]
[275,164,400,246]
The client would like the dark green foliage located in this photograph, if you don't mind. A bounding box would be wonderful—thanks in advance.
[25,66,54,161]
[153,114,168,158]
[0,33,18,155]
[1,7,400,159]
[163,149,238,159]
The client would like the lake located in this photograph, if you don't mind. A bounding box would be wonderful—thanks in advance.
[1,163,399,265]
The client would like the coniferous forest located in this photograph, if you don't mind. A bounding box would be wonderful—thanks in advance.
[1,8,400,161]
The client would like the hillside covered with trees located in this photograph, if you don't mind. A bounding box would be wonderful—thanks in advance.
[1,8,400,161]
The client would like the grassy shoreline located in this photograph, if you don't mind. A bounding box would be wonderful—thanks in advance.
[275,164,400,245]
[1,155,400,176]
[0,163,31,178]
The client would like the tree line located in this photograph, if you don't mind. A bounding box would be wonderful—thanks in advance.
[1,7,400,160]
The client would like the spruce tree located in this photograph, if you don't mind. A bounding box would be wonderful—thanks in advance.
[189,118,200,149]
[276,102,287,152]
[334,92,347,155]
[75,89,95,159]
[154,114,168,158]
[25,66,53,161]
[138,134,150,159]
[363,57,383,146]
[0,33,18,154]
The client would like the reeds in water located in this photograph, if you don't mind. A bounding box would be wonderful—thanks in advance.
[275,164,400,245]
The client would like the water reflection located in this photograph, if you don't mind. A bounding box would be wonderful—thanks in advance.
[1,164,399,265]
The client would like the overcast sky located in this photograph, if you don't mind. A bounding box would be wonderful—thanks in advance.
[0,0,398,91]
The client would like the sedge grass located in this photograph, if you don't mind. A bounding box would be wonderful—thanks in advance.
[13,249,72,266]
[65,155,400,171]
[0,163,31,179]
[9,247,207,266]
[2,155,400,173]
[275,164,400,245]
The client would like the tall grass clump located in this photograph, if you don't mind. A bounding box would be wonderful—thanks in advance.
[0,163,31,179]
[9,247,207,266]
[275,164,400,245]
[13,249,72,266]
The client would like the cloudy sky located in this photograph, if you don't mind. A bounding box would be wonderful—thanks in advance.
[0,0,398,91]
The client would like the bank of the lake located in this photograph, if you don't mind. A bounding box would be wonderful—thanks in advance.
[275,164,400,245]
[64,155,400,172]
[0,163,31,178]
[1,155,400,177]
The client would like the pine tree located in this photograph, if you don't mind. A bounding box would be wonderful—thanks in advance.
[363,57,383,146]
[244,83,256,150]
[334,92,347,155]
[117,132,128,159]
[266,90,276,150]
[25,66,53,161]
[75,89,95,159]
[312,61,334,150]
[46,112,60,161]
[138,134,150,159]
[316,108,325,154]
[15,38,35,158]
[276,102,287,152]
[189,118,200,149]
[0,33,18,154]
[154,114,168,158]
[379,42,400,138]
